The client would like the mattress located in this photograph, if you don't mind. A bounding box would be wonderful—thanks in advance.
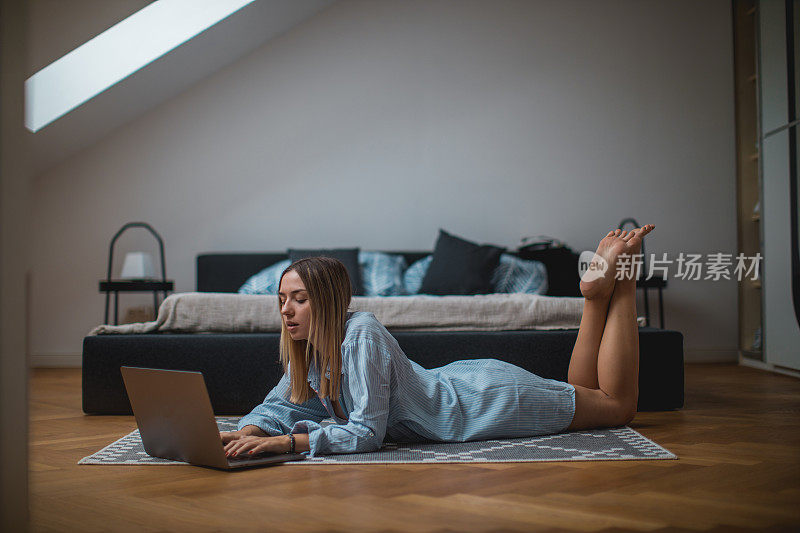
[89,291,587,334]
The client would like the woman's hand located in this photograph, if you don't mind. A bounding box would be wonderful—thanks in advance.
[220,425,266,445]
[223,434,290,457]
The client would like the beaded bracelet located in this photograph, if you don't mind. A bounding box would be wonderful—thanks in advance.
[288,432,295,454]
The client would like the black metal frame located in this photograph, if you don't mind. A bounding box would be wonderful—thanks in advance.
[101,222,172,325]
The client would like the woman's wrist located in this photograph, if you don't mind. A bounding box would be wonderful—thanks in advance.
[241,425,267,437]
[290,432,310,453]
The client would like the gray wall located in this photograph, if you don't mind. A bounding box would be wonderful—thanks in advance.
[29,0,737,365]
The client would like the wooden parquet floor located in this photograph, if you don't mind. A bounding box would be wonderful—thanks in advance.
[29,364,800,532]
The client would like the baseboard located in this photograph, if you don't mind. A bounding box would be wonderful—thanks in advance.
[739,356,800,378]
[683,348,738,363]
[31,354,81,367]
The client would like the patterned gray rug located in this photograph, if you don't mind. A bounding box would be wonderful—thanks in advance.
[79,417,676,465]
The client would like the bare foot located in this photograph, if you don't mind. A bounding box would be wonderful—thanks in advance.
[580,224,655,300]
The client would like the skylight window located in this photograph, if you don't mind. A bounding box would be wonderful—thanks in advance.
[25,0,256,132]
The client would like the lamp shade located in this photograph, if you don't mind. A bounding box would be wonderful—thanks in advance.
[120,252,156,279]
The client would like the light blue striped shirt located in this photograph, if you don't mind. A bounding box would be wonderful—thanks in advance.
[238,312,575,456]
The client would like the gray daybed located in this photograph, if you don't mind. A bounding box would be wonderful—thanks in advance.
[82,252,684,414]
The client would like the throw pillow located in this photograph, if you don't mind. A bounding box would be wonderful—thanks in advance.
[491,254,549,294]
[238,259,291,295]
[360,251,408,296]
[419,230,504,295]
[288,248,363,295]
[403,255,433,295]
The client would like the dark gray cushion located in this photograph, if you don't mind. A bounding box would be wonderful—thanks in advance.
[420,230,504,295]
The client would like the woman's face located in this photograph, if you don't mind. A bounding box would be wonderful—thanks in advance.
[278,269,311,341]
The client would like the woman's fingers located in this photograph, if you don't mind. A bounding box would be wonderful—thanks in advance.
[220,431,241,444]
[223,435,248,454]
[233,439,265,457]
[225,437,255,454]
[225,441,246,456]
[224,435,287,457]
[245,438,286,456]
[225,435,262,456]
[248,442,273,456]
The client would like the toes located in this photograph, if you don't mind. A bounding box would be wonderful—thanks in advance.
[612,224,653,247]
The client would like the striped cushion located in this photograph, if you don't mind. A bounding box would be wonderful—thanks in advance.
[360,252,408,296]
[403,255,433,294]
[238,259,291,295]
[491,254,548,294]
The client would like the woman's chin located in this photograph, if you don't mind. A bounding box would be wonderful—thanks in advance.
[287,329,307,341]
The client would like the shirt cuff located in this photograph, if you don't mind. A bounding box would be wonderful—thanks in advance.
[290,420,327,456]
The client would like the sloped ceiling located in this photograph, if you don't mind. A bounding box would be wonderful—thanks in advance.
[26,0,334,176]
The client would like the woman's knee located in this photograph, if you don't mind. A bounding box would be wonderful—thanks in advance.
[612,400,637,426]
[603,391,637,426]
[569,386,636,430]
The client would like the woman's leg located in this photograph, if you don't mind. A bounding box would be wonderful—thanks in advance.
[566,298,609,389]
[595,266,640,412]
[567,224,654,430]
[567,229,621,389]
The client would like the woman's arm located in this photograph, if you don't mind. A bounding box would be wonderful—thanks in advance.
[226,340,392,457]
[234,371,329,436]
[291,340,391,456]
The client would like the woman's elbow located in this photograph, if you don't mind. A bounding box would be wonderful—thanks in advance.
[354,430,384,453]
[356,437,383,453]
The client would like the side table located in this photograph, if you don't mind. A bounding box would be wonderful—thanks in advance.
[99,279,174,325]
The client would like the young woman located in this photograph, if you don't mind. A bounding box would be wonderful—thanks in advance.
[221,225,655,457]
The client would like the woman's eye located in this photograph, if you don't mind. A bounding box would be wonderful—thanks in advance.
[297,299,307,304]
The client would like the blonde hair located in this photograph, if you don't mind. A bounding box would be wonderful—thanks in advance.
[278,257,352,404]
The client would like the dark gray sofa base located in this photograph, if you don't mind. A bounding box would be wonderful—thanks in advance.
[82,327,683,415]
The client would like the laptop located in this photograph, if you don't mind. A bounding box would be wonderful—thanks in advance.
[120,366,306,469]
